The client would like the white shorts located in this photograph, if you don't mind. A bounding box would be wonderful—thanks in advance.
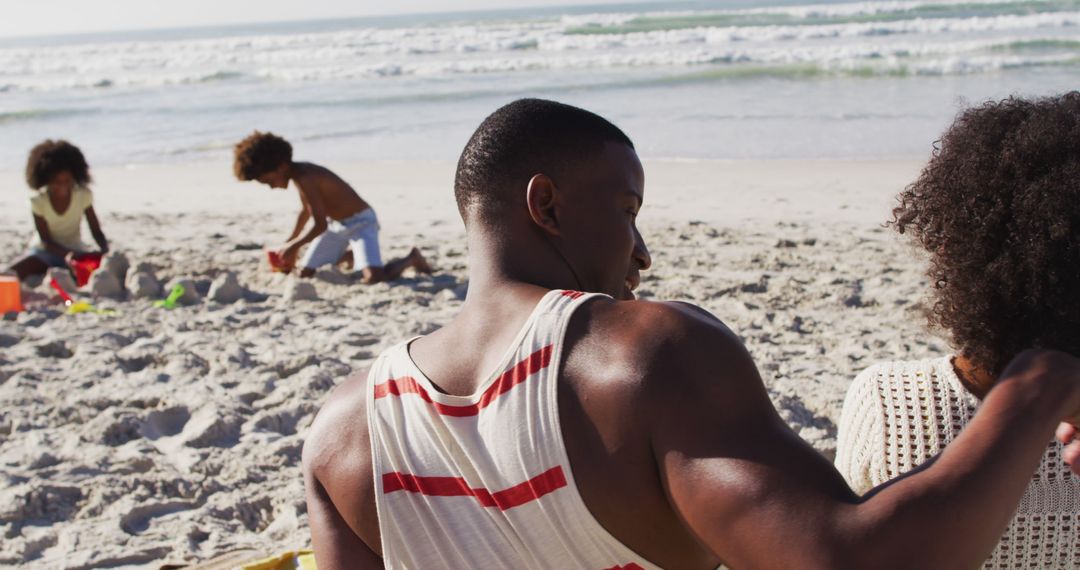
[301,209,383,270]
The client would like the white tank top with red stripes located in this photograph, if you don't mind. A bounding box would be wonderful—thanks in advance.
[367,289,660,570]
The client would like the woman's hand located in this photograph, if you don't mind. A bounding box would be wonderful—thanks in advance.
[1057,423,1080,475]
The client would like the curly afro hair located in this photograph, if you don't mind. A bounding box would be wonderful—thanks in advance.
[892,92,1080,375]
[233,131,292,181]
[25,139,91,190]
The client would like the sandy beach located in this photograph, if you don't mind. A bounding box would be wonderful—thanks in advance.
[6,0,1080,564]
[0,158,949,568]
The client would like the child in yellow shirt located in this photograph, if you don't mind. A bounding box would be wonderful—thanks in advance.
[5,140,109,282]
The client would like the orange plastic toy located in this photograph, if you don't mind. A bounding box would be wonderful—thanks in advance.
[0,275,22,313]
[69,252,103,287]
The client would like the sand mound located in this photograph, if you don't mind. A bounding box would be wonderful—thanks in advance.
[164,277,202,306]
[208,272,244,304]
[88,269,123,299]
[46,267,76,295]
[282,279,318,303]
[128,271,162,299]
[101,251,130,283]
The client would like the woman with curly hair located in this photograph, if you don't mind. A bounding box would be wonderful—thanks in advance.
[836,92,1080,568]
[5,140,109,282]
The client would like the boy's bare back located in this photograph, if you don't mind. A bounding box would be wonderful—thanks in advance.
[291,162,371,221]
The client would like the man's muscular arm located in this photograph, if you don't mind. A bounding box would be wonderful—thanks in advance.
[303,371,384,570]
[648,303,1080,569]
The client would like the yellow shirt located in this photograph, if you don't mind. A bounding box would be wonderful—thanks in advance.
[29,186,93,251]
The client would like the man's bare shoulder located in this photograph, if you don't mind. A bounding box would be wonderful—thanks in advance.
[567,298,760,408]
[303,369,383,557]
[575,297,743,360]
[303,369,371,483]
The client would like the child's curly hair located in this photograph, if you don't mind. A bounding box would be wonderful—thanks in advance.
[233,131,293,180]
[892,92,1080,375]
[26,140,91,190]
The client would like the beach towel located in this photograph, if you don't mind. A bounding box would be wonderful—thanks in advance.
[160,549,316,570]
[239,550,316,570]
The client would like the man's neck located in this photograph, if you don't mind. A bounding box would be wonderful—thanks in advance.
[462,227,582,305]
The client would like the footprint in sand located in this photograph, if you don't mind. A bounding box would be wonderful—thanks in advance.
[350,349,374,360]
[273,354,318,379]
[341,333,380,347]
[2,484,83,527]
[250,404,314,436]
[35,340,73,359]
[181,406,243,448]
[141,406,191,440]
[115,343,166,373]
[119,501,198,535]
[0,333,21,348]
[100,412,143,447]
[228,497,275,533]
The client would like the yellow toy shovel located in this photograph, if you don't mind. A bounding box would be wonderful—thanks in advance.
[50,277,117,316]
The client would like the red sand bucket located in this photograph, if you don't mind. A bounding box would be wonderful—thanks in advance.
[69,252,103,287]
[266,250,288,273]
[0,275,22,313]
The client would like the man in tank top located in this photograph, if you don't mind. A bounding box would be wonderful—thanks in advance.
[302,99,1080,569]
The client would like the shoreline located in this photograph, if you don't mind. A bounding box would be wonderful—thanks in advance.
[0,156,923,221]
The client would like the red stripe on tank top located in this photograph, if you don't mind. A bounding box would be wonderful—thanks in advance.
[382,466,568,511]
[373,345,553,417]
[561,290,585,299]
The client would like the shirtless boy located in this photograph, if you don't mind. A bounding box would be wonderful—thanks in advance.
[233,131,431,283]
[302,99,1080,569]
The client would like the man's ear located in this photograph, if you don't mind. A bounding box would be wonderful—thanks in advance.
[526,173,560,236]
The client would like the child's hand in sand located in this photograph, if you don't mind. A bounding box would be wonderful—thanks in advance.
[277,245,300,272]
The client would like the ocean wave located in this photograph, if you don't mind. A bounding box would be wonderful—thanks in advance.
[299,128,382,141]
[0,69,251,91]
[548,12,1080,51]
[3,6,1076,76]
[990,37,1080,51]
[2,34,1077,93]
[563,0,1080,35]
[257,42,1080,80]
[635,52,1080,83]
[193,70,247,83]
[165,141,236,156]
[1,2,1078,93]
[0,108,96,124]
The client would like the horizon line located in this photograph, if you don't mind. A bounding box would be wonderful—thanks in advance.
[0,0,664,42]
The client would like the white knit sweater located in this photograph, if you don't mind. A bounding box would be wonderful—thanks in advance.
[835,356,1079,569]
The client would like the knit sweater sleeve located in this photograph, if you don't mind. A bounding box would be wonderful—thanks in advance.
[835,364,887,495]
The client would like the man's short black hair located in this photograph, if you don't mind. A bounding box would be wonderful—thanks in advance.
[454,98,635,224]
